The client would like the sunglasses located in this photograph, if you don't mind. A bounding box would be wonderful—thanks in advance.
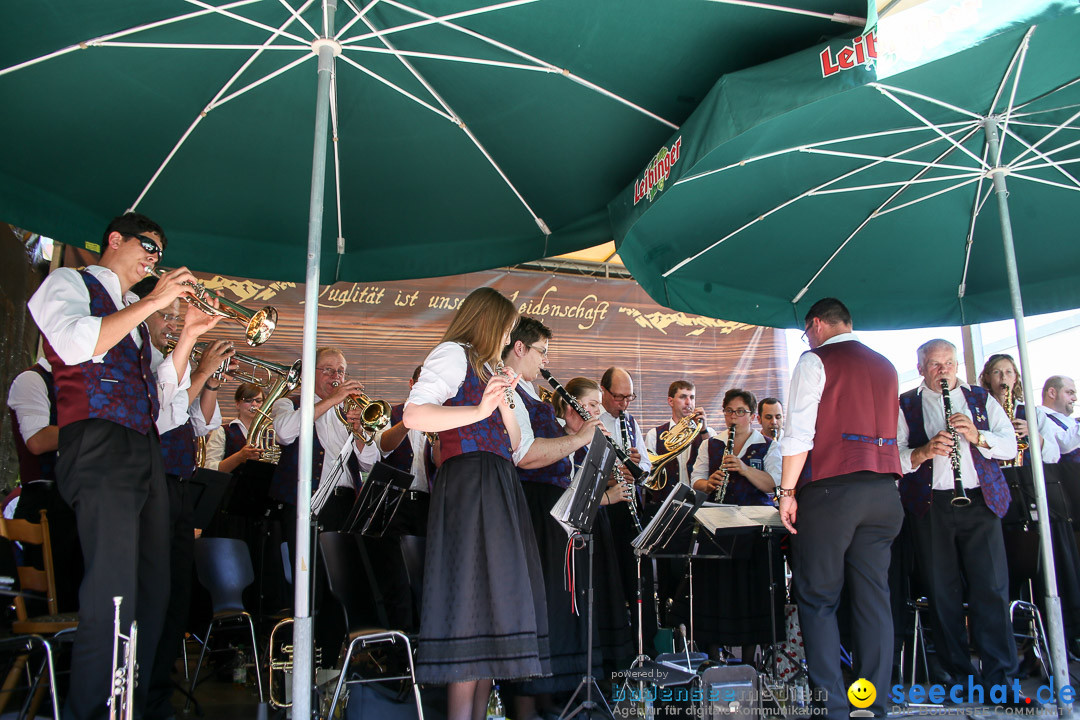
[127,233,163,258]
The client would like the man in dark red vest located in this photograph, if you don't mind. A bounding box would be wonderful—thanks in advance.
[27,212,199,719]
[898,339,1019,697]
[776,298,902,719]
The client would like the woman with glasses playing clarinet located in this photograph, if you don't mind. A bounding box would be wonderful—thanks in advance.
[404,288,549,720]
[672,388,782,667]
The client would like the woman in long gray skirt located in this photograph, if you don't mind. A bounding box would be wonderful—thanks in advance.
[404,287,551,720]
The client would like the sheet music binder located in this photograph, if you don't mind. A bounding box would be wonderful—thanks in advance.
[693,504,785,537]
[631,483,701,556]
[551,428,617,534]
[344,461,414,537]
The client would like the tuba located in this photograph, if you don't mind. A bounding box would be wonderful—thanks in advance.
[1000,384,1028,467]
[645,414,703,491]
[149,267,277,346]
[334,384,392,445]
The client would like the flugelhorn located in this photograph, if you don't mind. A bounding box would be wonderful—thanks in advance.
[645,413,703,491]
[334,381,391,445]
[149,267,277,346]
[940,378,971,507]
[1000,383,1028,468]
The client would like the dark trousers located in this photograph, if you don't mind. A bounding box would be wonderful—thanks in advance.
[145,474,196,719]
[792,473,903,718]
[910,489,1018,687]
[56,419,170,720]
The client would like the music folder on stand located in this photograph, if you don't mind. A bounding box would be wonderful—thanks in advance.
[551,429,616,720]
[343,461,413,537]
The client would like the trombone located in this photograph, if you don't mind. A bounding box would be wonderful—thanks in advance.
[149,267,277,346]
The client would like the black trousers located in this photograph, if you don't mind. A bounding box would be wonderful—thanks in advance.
[145,474,196,719]
[792,473,903,719]
[910,489,1018,688]
[56,419,170,720]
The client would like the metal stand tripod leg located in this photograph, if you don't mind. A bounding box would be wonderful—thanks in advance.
[561,534,614,720]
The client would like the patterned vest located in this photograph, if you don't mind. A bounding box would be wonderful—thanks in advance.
[270,396,326,504]
[224,422,247,458]
[706,435,775,506]
[161,420,197,479]
[43,270,159,434]
[9,365,58,482]
[437,357,512,463]
[1047,413,1080,464]
[517,388,573,488]
[898,385,1011,518]
[797,340,901,489]
[651,419,706,492]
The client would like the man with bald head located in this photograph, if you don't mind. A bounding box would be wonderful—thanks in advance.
[1042,376,1080,463]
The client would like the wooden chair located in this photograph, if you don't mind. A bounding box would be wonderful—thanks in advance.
[0,510,78,719]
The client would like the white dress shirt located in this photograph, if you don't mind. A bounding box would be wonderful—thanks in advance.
[1040,406,1080,463]
[598,409,653,474]
[690,428,782,486]
[7,358,54,442]
[510,380,541,465]
[407,342,468,409]
[272,394,378,501]
[897,382,1017,489]
[780,332,861,458]
[646,420,716,488]
[152,350,221,436]
[202,425,229,470]
[373,423,432,493]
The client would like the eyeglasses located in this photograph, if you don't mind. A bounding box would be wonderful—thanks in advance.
[239,397,263,405]
[127,233,163,258]
[528,344,549,358]
[723,407,752,417]
[604,388,637,403]
[317,367,349,379]
[800,328,810,345]
[155,311,182,323]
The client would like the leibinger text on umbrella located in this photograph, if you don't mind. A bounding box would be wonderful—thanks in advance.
[820,30,877,78]
[633,137,682,205]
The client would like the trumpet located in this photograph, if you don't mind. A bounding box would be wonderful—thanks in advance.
[1000,383,1028,467]
[149,267,277,346]
[165,335,297,390]
[713,428,735,503]
[334,382,391,445]
[107,596,137,720]
[645,412,703,491]
[248,360,302,452]
[940,379,971,507]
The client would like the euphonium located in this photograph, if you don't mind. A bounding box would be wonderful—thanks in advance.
[334,383,391,445]
[149,267,277,346]
[248,360,302,451]
[645,413,703,491]
[1001,383,1028,468]
[107,596,137,720]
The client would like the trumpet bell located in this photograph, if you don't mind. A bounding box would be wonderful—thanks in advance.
[244,306,277,346]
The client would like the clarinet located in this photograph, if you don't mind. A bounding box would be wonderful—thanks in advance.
[618,412,645,534]
[538,369,650,484]
[940,378,971,507]
[713,428,735,503]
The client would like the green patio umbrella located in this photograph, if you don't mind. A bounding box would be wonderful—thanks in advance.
[0,0,872,713]
[612,0,1080,710]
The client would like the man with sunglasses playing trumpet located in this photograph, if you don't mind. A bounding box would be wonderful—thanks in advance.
[27,212,202,719]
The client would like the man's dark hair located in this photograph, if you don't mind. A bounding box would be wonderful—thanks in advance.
[758,397,782,416]
[411,365,423,383]
[600,367,618,391]
[723,388,757,413]
[804,297,851,327]
[101,212,168,256]
[502,316,552,360]
[668,380,694,398]
[129,275,157,300]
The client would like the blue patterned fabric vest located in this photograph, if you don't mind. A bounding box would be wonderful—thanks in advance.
[706,435,775,506]
[436,356,512,463]
[651,419,707,492]
[1047,413,1080,463]
[224,422,247,458]
[383,403,414,474]
[899,385,1011,518]
[44,270,159,434]
[517,387,573,488]
[161,420,197,479]
[270,397,326,504]
[8,364,58,482]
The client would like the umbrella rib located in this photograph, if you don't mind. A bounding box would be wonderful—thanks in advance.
[801,147,981,174]
[703,0,864,26]
[1013,136,1080,168]
[330,63,346,265]
[992,27,1034,167]
[1003,128,1080,191]
[872,84,988,168]
[336,0,379,40]
[277,0,320,38]
[958,145,992,301]
[869,176,983,214]
[342,44,552,71]
[1011,78,1080,114]
[216,53,315,107]
[1009,105,1080,167]
[182,0,313,45]
[130,0,321,210]
[337,54,454,121]
[339,0,540,43]
[0,0,263,76]
[96,42,308,50]
[374,0,679,129]
[811,172,981,196]
[1009,173,1080,192]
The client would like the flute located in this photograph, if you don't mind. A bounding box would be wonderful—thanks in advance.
[940,378,971,507]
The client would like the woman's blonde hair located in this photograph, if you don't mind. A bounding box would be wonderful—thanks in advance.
[553,377,601,419]
[441,287,519,380]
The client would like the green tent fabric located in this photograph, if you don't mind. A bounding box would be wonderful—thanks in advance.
[0,0,870,283]
[611,0,1080,329]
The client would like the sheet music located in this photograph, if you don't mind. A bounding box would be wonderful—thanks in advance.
[631,484,698,554]
[694,505,784,534]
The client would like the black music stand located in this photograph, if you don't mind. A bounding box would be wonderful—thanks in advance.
[188,468,232,529]
[556,429,616,720]
[343,462,413,537]
[218,460,276,615]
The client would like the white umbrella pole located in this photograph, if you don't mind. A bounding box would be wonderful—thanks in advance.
[985,118,1072,716]
[292,0,338,715]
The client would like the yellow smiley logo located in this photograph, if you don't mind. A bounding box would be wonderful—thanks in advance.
[847,678,876,709]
